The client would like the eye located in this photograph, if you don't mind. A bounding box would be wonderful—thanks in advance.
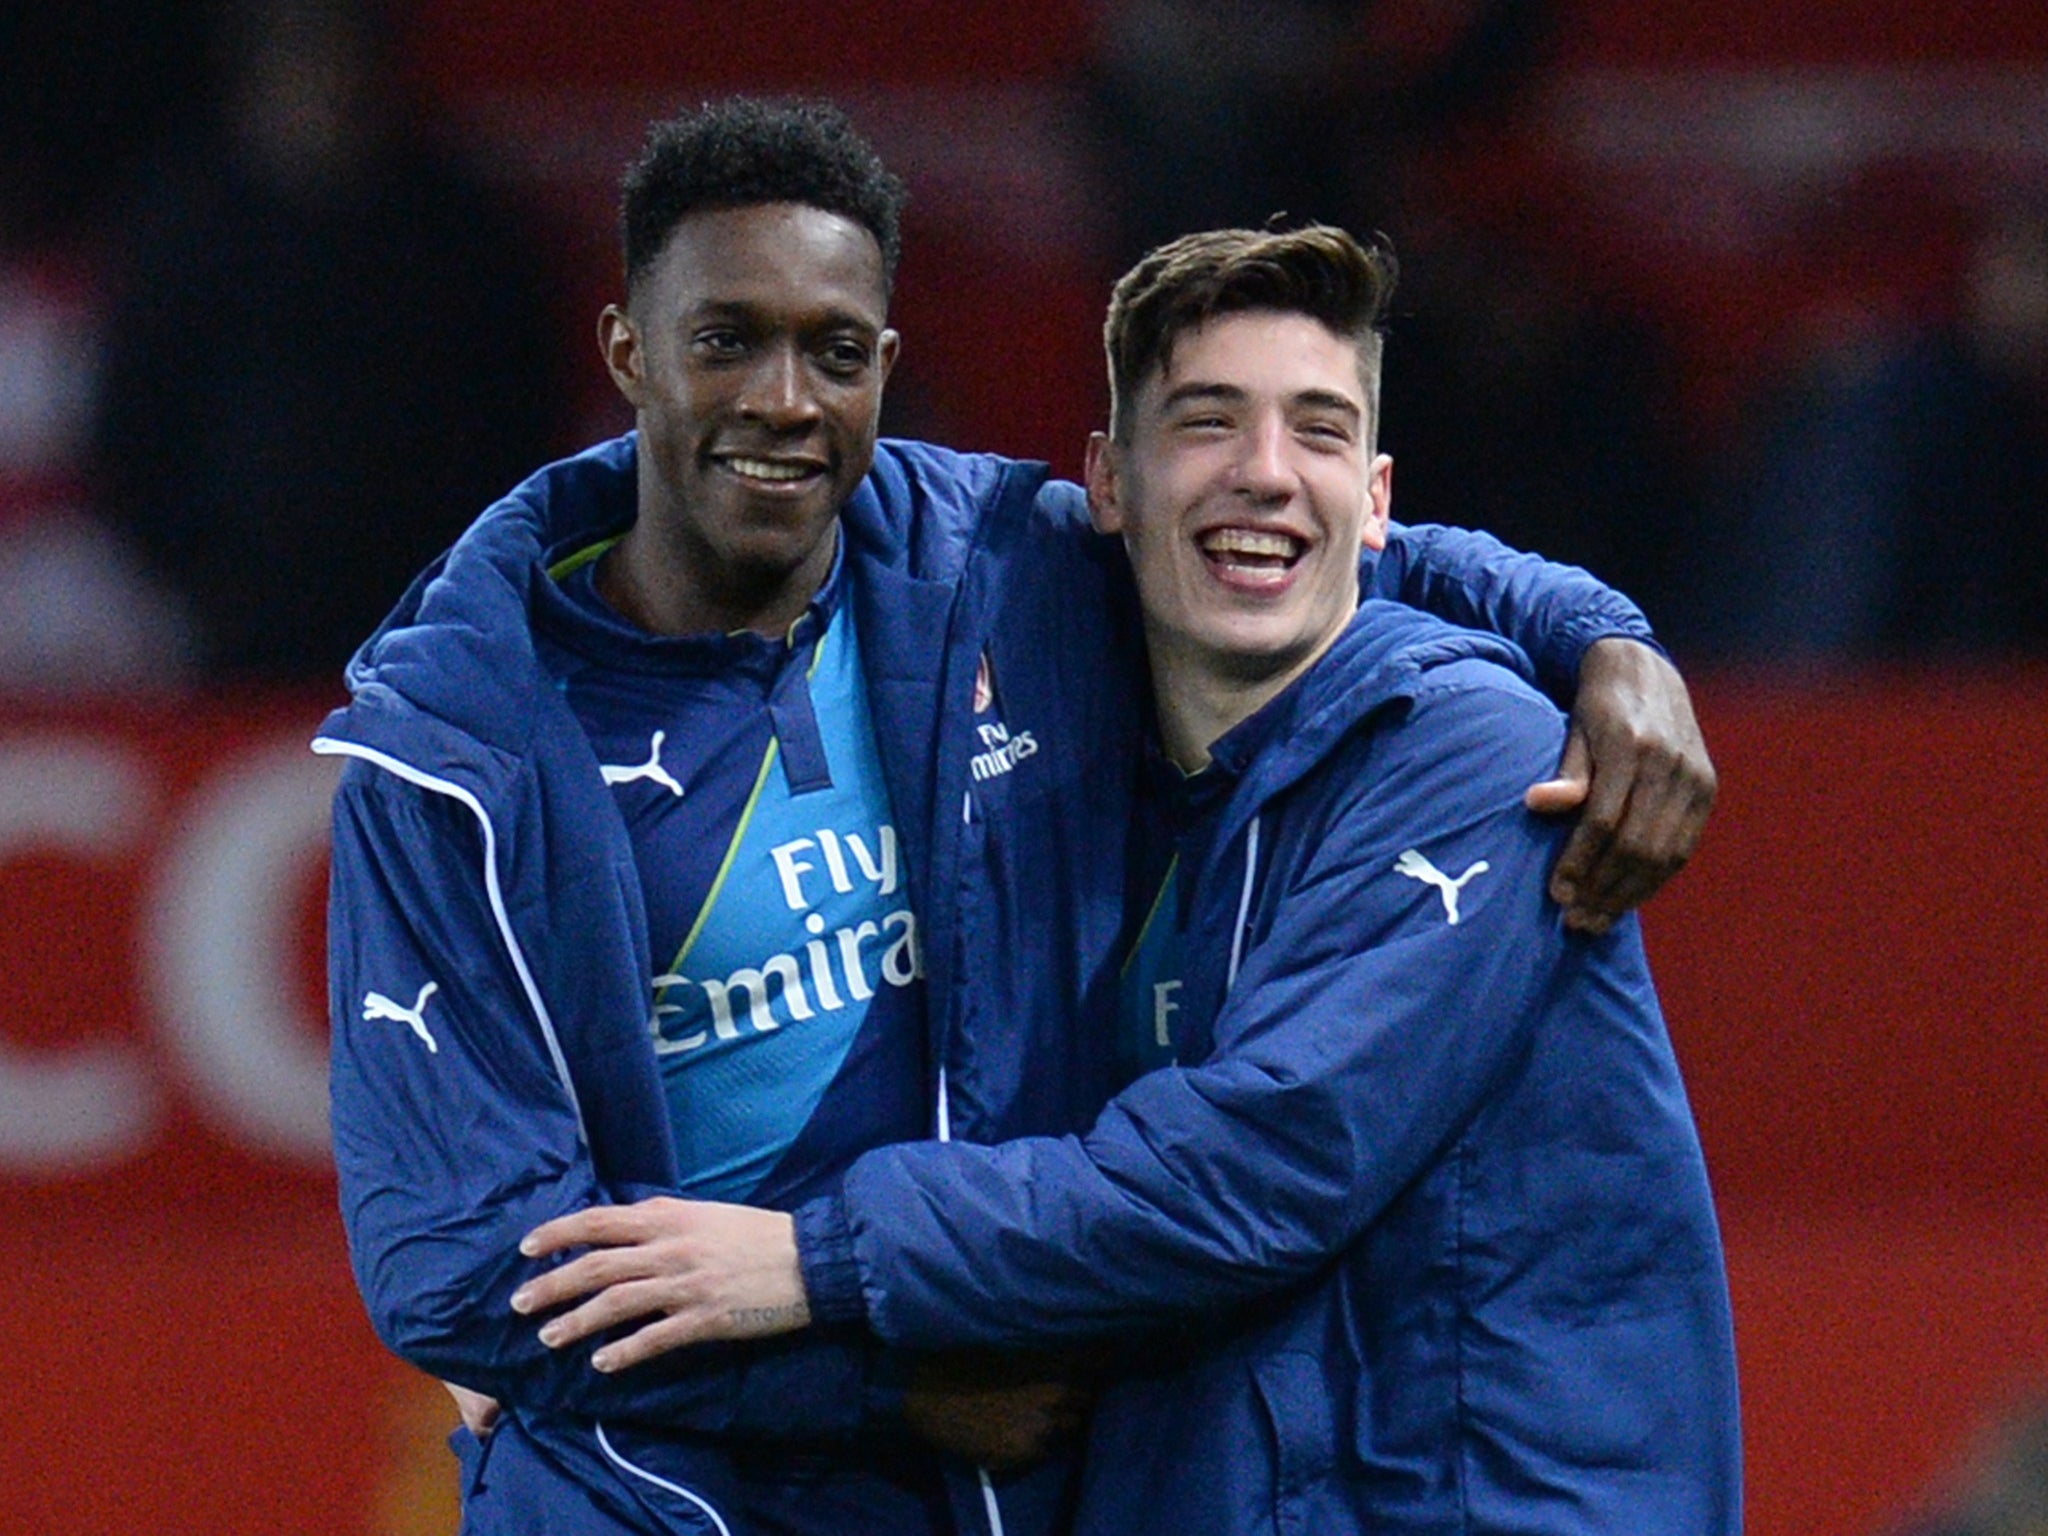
[691,328,749,360]
[817,338,874,377]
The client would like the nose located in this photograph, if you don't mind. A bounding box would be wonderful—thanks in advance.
[1231,412,1296,503]
[737,342,821,431]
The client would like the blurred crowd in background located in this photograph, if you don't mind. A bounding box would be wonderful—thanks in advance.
[0,0,574,690]
[2,0,2045,695]
[2,5,2045,1532]
[1900,1393,2048,1536]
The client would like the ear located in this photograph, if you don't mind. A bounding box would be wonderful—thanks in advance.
[1084,432,1125,534]
[599,304,643,408]
[1360,452,1392,553]
[877,327,901,385]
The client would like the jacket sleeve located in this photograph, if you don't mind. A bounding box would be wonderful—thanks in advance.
[799,668,1572,1348]
[1368,522,1658,702]
[327,760,892,1441]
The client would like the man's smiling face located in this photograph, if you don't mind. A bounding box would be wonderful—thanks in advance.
[1088,308,1392,690]
[604,201,898,632]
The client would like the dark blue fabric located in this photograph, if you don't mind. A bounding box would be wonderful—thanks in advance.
[920,514,1660,1176]
[322,430,1664,1536]
[533,556,795,1045]
[320,435,1056,1536]
[536,538,927,1212]
[819,603,1740,1535]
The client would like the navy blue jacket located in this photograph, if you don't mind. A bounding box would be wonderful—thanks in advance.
[800,603,1741,1534]
[320,435,1076,1535]
[320,433,1662,1536]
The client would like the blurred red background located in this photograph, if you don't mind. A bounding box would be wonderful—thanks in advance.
[8,668,2045,1535]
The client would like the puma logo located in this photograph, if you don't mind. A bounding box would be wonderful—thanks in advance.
[1393,849,1491,926]
[601,731,684,798]
[363,981,440,1053]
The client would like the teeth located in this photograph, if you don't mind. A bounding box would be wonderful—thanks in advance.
[726,457,814,482]
[1201,528,1299,560]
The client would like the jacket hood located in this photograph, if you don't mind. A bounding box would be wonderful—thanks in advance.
[338,435,635,755]
[328,434,1036,758]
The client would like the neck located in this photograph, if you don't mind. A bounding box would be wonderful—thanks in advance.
[1146,603,1361,772]
[598,519,836,640]
[1146,636,1310,774]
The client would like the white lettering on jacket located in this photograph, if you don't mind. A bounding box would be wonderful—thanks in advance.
[969,720,1039,783]
[652,822,917,1055]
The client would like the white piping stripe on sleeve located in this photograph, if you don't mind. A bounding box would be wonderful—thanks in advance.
[1227,814,1261,992]
[594,1422,735,1536]
[977,1466,1007,1536]
[312,735,590,1148]
[940,1061,995,1534]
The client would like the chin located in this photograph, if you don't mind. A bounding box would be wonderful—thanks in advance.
[1203,633,1309,682]
[734,532,836,589]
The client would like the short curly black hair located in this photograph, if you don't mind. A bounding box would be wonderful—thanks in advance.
[619,97,908,297]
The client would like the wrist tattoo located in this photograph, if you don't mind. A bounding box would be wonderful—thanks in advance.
[728,1302,810,1331]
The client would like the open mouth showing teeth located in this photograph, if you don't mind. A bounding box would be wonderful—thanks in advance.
[721,456,820,483]
[1199,527,1303,571]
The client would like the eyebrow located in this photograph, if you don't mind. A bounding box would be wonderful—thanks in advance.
[684,299,882,336]
[1159,381,1362,421]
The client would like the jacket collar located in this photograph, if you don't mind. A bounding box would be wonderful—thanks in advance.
[1202,601,1535,862]
[336,435,639,758]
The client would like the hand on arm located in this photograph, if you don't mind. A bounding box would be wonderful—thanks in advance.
[1524,637,1716,933]
[1372,526,1716,932]
[329,767,876,1441]
[444,1381,501,1438]
[514,1199,811,1373]
[515,1198,1093,1470]
[811,683,1579,1353]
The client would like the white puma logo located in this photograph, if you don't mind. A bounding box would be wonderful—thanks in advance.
[363,981,440,1053]
[601,731,684,797]
[1393,849,1491,926]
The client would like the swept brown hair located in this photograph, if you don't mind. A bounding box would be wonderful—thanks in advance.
[1103,224,1397,443]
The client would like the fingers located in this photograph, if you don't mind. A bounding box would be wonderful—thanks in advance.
[444,1381,501,1437]
[512,1210,705,1344]
[518,1256,741,1364]
[1568,737,1664,916]
[510,1198,808,1371]
[533,1273,668,1352]
[1550,638,1719,929]
[1524,728,1592,817]
[1524,775,1588,816]
[1554,739,1718,930]
[520,1203,654,1260]
[511,1202,690,1357]
[1605,756,1709,904]
[589,1311,732,1374]
[1549,729,1631,918]
[512,1241,653,1317]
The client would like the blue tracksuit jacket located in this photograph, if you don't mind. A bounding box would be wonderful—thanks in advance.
[319,432,1663,1536]
[799,603,1742,1534]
